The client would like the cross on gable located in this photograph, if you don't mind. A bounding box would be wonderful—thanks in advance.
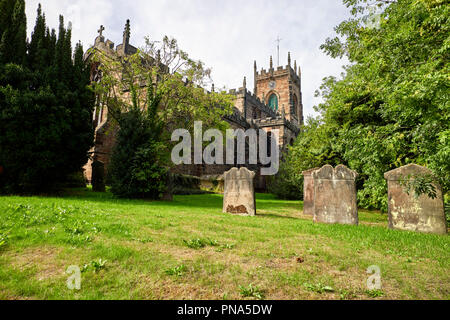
[98,25,105,37]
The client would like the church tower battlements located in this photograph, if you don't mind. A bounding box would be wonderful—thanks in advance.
[254,53,304,127]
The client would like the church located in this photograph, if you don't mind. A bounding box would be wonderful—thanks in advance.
[83,21,303,189]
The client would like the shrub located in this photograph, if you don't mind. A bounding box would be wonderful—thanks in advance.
[267,158,303,200]
[108,106,167,199]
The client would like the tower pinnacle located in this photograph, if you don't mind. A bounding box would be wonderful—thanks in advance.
[123,19,130,48]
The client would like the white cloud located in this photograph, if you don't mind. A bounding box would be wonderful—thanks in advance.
[25,0,350,118]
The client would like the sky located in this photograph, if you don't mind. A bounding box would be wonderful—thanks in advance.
[25,0,351,118]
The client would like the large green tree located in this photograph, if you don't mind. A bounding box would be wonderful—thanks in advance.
[0,3,94,193]
[90,35,233,198]
[285,0,449,211]
[0,0,26,65]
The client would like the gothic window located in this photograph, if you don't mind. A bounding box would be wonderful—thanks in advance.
[252,109,258,119]
[268,94,278,111]
[292,94,298,116]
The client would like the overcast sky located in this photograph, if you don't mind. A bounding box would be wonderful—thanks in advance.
[25,0,351,118]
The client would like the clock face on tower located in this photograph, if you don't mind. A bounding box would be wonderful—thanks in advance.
[269,81,276,90]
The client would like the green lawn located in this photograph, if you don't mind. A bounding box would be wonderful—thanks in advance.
[0,189,448,300]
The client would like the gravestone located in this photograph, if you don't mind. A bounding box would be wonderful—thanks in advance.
[312,165,359,225]
[302,168,319,215]
[91,159,105,192]
[384,164,447,234]
[223,167,256,216]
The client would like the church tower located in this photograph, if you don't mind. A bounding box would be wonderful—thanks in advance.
[254,52,304,126]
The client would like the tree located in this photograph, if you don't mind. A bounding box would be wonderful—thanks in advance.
[108,83,167,199]
[89,35,233,140]
[89,35,234,198]
[0,0,26,65]
[285,0,449,211]
[0,3,94,194]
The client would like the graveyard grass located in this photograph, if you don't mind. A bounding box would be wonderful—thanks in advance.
[0,189,448,300]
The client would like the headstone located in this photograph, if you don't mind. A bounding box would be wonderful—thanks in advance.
[223,167,256,216]
[312,165,359,225]
[302,168,319,215]
[384,164,447,234]
[91,159,105,192]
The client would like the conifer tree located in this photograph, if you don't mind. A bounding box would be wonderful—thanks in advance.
[0,0,26,65]
[0,3,94,194]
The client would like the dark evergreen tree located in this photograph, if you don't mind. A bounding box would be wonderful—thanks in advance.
[108,84,168,199]
[0,3,94,194]
[0,0,26,65]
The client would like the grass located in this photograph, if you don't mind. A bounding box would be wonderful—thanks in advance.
[0,188,448,300]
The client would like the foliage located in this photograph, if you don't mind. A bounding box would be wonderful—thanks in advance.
[165,264,188,277]
[399,174,438,200]
[304,282,335,294]
[239,284,265,300]
[365,289,384,298]
[90,33,234,199]
[288,0,449,211]
[89,35,234,150]
[107,74,168,199]
[267,152,303,200]
[0,3,94,194]
[270,117,342,201]
[183,238,219,249]
[0,233,7,249]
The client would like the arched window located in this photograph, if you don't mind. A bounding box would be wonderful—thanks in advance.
[268,94,278,111]
[292,94,298,116]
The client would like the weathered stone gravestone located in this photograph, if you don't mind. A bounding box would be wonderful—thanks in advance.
[312,165,359,225]
[223,167,256,216]
[91,158,105,192]
[302,168,319,216]
[384,164,447,234]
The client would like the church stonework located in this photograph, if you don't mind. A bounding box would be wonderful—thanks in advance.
[83,21,302,189]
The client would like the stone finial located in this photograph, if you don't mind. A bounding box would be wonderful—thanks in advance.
[298,65,301,76]
[123,19,131,47]
[270,56,273,69]
[243,76,247,88]
[253,61,258,95]
[98,25,105,37]
[294,60,297,74]
[288,52,291,66]
[211,83,215,92]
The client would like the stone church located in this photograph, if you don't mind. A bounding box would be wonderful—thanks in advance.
[83,21,303,189]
